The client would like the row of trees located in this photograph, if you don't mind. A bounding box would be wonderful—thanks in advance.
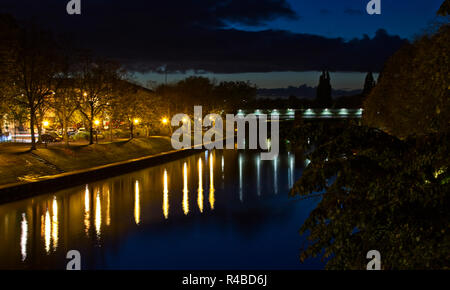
[154,76,257,116]
[0,14,258,150]
[0,15,163,149]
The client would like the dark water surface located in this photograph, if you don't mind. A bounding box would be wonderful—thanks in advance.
[0,149,324,269]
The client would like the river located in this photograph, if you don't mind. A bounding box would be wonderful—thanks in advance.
[0,149,324,269]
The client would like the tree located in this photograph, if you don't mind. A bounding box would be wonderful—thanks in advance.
[50,41,81,146]
[51,79,78,146]
[214,81,257,112]
[290,126,449,269]
[111,81,154,139]
[362,72,376,96]
[363,24,450,137]
[75,54,123,145]
[8,24,60,150]
[177,76,216,112]
[438,0,450,16]
[0,15,18,137]
[316,70,332,108]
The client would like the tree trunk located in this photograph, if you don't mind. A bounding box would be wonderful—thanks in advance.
[110,121,113,142]
[130,121,134,139]
[30,109,36,150]
[89,104,94,145]
[36,115,42,144]
[63,118,69,146]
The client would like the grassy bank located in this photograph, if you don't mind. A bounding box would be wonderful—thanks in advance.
[0,137,173,186]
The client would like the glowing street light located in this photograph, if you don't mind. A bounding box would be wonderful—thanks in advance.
[134,119,139,125]
[43,121,49,127]
[161,117,169,125]
[94,120,100,126]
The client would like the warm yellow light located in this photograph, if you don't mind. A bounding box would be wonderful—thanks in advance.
[182,162,189,215]
[134,180,140,225]
[134,119,139,125]
[43,121,49,127]
[83,92,87,97]
[163,169,169,219]
[94,120,100,126]
[161,118,169,125]
[182,117,189,123]
[198,158,203,213]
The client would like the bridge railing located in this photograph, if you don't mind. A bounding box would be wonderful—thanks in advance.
[236,108,363,120]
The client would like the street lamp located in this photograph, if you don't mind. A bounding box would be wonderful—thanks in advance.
[134,119,139,125]
[42,121,49,135]
[161,117,169,125]
[94,120,100,143]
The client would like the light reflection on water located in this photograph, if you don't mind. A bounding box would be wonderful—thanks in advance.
[209,154,215,210]
[134,181,140,225]
[163,169,169,219]
[182,162,189,215]
[0,149,324,270]
[197,158,204,213]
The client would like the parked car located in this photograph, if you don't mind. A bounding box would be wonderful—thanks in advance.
[41,132,62,143]
[67,128,77,136]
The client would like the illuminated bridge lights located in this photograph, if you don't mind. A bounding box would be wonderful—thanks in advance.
[304,108,315,116]
[321,108,333,116]
[234,108,362,119]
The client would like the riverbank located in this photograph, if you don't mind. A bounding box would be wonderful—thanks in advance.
[0,137,210,204]
[0,137,173,185]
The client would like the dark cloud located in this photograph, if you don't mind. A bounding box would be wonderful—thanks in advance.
[344,8,363,15]
[1,0,406,74]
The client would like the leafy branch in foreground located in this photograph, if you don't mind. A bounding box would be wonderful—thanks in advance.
[291,126,449,269]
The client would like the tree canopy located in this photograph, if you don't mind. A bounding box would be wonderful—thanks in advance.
[363,24,450,138]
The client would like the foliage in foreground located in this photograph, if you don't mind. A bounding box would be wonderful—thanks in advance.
[291,126,449,269]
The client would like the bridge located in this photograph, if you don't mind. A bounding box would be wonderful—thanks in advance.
[236,108,363,120]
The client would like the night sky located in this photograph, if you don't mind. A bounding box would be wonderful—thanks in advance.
[0,0,445,89]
